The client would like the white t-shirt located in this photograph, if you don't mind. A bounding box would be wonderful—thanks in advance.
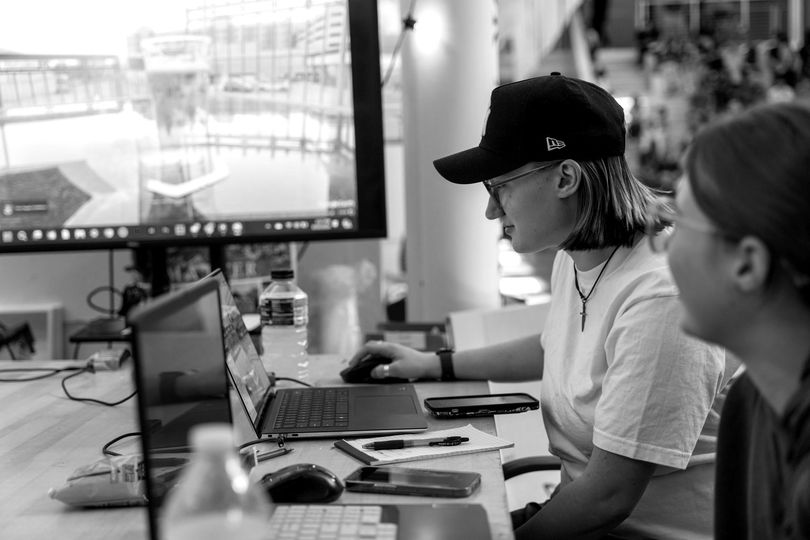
[540,240,730,539]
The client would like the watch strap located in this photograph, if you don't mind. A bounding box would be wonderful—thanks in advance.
[437,348,455,381]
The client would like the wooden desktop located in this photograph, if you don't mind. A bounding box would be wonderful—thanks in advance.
[0,357,517,540]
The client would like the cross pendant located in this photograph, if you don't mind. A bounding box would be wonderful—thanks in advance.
[580,300,587,332]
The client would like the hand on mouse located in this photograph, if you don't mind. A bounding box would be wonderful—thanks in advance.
[347,341,439,380]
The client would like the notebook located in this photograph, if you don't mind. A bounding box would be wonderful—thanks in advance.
[205,269,428,440]
[334,424,514,465]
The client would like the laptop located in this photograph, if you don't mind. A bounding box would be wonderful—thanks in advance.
[130,279,491,540]
[205,268,428,440]
[128,278,232,455]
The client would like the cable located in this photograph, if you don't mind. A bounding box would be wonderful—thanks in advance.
[381,0,418,88]
[108,249,115,316]
[86,285,122,316]
[238,437,286,452]
[296,241,310,262]
[60,367,137,406]
[275,376,312,387]
[102,432,141,457]
[0,365,85,382]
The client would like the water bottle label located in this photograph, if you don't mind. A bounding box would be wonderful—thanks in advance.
[260,297,307,327]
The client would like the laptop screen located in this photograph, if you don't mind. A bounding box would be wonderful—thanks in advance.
[206,269,273,430]
[129,278,232,540]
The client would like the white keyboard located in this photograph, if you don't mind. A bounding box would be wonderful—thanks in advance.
[268,505,398,540]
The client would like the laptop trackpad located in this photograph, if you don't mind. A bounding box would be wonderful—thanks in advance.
[354,395,417,415]
[395,504,492,540]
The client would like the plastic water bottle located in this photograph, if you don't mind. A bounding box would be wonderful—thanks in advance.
[259,268,309,382]
[162,423,273,540]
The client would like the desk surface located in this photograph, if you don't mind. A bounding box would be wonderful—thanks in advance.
[0,358,515,540]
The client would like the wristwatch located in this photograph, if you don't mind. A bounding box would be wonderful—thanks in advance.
[436,347,456,381]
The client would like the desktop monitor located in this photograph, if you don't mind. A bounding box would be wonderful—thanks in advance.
[0,0,386,253]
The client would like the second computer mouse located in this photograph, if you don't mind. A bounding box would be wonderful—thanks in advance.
[259,463,344,503]
[340,354,408,384]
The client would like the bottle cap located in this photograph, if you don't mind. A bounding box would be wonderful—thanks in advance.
[270,269,294,280]
[190,423,235,453]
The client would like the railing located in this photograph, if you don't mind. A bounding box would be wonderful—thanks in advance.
[0,55,150,124]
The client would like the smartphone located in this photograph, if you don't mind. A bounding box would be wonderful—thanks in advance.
[424,393,539,418]
[344,466,481,497]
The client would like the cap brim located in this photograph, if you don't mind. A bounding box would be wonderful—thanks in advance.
[433,146,523,184]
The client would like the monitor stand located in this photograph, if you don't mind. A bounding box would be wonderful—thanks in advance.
[134,245,227,298]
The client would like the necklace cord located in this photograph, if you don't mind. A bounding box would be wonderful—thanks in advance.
[573,245,622,331]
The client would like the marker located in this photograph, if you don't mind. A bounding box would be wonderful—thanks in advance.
[362,436,469,450]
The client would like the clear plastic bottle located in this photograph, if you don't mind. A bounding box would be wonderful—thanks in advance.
[259,268,309,382]
[162,423,274,540]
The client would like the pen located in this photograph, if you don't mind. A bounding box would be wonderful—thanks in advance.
[362,436,469,450]
[257,447,293,462]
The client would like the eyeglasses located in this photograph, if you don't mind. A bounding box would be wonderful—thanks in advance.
[483,162,559,210]
[645,198,725,253]
[647,199,810,290]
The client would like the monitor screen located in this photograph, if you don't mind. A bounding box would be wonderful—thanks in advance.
[129,278,231,456]
[0,0,385,252]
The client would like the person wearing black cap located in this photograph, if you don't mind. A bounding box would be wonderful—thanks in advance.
[348,73,731,539]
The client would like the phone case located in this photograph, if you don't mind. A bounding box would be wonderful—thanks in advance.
[344,467,481,497]
[423,393,539,418]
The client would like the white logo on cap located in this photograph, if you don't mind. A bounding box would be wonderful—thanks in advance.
[546,137,566,151]
[481,108,491,137]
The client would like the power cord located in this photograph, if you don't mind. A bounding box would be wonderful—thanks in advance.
[102,432,141,457]
[1,357,135,402]
[0,365,85,382]
[274,376,313,388]
[266,371,312,388]
[239,437,287,452]
[381,0,417,88]
[86,285,122,318]
[60,364,136,406]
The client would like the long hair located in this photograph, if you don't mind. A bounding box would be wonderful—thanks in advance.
[683,101,810,305]
[560,155,661,251]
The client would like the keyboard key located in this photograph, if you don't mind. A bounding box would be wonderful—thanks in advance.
[275,389,352,429]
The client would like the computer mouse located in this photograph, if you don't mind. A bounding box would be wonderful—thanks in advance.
[259,463,344,503]
[340,354,408,384]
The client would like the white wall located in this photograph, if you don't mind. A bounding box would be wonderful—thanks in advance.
[0,249,133,357]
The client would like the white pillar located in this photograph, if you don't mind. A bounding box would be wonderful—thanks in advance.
[787,0,804,50]
[401,0,502,322]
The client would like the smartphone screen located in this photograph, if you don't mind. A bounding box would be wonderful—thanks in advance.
[345,466,480,497]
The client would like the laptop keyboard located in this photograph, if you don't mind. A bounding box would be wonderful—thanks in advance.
[268,504,397,540]
[273,388,349,429]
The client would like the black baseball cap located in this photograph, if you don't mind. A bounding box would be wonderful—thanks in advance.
[433,72,626,184]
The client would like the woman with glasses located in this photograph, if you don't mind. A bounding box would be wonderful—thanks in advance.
[654,101,810,539]
[348,74,731,539]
